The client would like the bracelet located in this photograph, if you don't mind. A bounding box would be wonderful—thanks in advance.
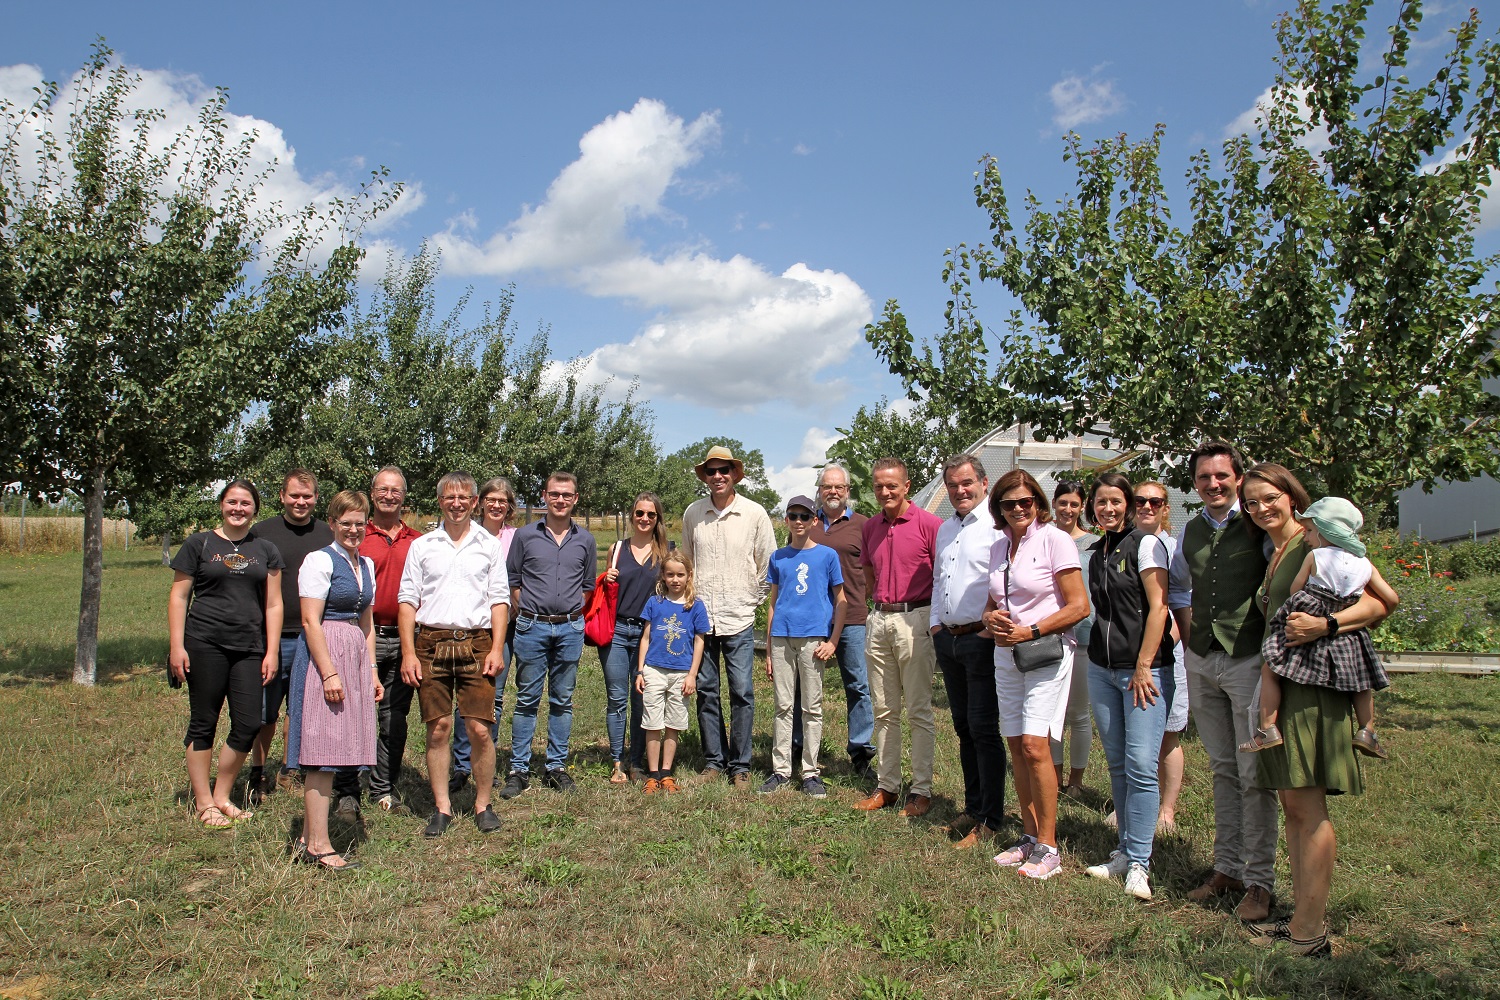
[321,672,339,682]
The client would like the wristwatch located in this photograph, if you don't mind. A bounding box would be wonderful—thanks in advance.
[1030,624,1041,641]
[1324,615,1339,637]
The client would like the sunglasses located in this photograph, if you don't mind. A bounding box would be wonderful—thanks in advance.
[997,497,1036,513]
[1135,497,1167,509]
[703,464,736,477]
[785,511,815,522]
[633,509,658,519]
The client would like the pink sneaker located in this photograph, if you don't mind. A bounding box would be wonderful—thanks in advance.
[1018,843,1063,880]
[993,837,1036,867]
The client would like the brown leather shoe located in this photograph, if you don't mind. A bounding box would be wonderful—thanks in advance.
[853,788,898,811]
[952,822,997,849]
[944,812,978,837]
[1186,870,1245,901]
[732,773,751,790]
[1235,884,1274,922]
[899,794,932,818]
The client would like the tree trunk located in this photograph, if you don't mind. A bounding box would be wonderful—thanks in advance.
[74,469,105,686]
[18,493,25,554]
[160,530,173,567]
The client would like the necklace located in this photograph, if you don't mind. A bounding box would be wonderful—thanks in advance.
[216,528,251,572]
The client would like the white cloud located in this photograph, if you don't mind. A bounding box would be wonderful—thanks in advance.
[765,426,841,507]
[1424,143,1499,231]
[792,142,812,156]
[433,98,872,408]
[1049,73,1125,130]
[1224,85,1330,154]
[0,58,421,263]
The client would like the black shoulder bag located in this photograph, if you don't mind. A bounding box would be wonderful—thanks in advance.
[1001,546,1066,673]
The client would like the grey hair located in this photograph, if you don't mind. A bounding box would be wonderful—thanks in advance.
[942,453,987,482]
[816,463,849,488]
[372,465,408,491]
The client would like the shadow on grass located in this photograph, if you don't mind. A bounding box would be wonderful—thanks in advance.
[0,638,163,684]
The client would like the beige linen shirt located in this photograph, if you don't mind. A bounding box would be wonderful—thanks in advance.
[681,492,775,635]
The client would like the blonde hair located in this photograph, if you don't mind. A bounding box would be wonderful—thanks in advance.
[1133,480,1172,533]
[657,548,696,610]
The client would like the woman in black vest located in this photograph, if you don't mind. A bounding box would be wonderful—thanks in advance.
[1080,472,1173,900]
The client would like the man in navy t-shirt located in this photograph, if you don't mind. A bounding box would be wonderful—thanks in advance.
[762,495,847,799]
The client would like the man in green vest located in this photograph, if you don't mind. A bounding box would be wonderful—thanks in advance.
[1167,441,1278,923]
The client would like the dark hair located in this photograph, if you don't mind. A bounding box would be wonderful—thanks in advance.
[218,478,261,515]
[546,471,579,491]
[942,453,987,482]
[1085,472,1135,529]
[1187,440,1246,479]
[1238,463,1312,542]
[1052,479,1087,504]
[479,477,517,526]
[988,469,1051,529]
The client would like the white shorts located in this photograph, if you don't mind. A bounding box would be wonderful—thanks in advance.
[1165,642,1189,732]
[995,643,1076,740]
[641,664,690,732]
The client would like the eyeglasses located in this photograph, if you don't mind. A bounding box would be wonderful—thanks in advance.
[997,497,1036,514]
[483,497,510,506]
[633,509,658,520]
[440,494,474,502]
[1242,492,1284,513]
[1135,497,1167,509]
[373,488,404,498]
[785,512,815,522]
[335,519,367,530]
[820,483,849,492]
[546,491,576,501]
[703,465,735,477]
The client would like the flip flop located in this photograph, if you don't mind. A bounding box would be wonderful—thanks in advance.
[304,849,360,872]
[197,805,234,830]
[609,763,628,785]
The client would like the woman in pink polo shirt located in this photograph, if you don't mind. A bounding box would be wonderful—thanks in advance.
[983,469,1090,880]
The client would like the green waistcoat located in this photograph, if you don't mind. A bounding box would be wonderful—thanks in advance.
[1181,512,1268,658]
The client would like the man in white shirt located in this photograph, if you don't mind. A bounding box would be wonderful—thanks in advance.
[680,445,775,788]
[928,454,1006,847]
[398,472,510,837]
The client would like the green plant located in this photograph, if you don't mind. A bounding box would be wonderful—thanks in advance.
[453,900,503,925]
[485,973,575,1000]
[721,980,811,1000]
[856,976,925,1000]
[368,986,429,1000]
[1156,968,1283,1000]
[874,899,963,963]
[521,858,585,886]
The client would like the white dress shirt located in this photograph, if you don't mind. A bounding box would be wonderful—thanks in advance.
[396,523,509,629]
[930,508,1002,630]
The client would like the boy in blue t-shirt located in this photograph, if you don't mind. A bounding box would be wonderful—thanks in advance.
[762,495,847,798]
[635,550,711,793]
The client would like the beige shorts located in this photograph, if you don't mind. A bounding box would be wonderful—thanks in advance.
[640,664,691,732]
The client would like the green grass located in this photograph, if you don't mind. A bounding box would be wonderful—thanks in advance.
[2,551,1499,998]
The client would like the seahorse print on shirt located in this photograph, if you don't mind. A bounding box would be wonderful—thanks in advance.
[795,562,810,595]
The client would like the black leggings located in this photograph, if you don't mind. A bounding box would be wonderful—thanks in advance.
[183,638,263,753]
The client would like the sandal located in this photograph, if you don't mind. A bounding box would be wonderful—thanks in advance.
[197,805,234,830]
[1238,725,1283,753]
[304,848,360,872]
[609,762,629,785]
[1353,727,1389,760]
[1249,920,1329,957]
[217,803,254,824]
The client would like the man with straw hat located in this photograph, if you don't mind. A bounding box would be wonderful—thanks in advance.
[681,445,775,788]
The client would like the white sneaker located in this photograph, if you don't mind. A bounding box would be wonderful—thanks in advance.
[1086,850,1129,881]
[1124,862,1152,900]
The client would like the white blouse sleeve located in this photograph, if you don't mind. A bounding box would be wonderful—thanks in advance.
[298,549,334,599]
[1138,534,1172,572]
[363,556,378,605]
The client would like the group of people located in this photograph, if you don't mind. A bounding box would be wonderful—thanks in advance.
[167,441,1395,955]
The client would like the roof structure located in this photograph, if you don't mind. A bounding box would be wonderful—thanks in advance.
[912,423,1199,532]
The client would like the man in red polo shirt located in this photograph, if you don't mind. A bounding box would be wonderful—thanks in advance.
[334,465,422,813]
[854,457,942,817]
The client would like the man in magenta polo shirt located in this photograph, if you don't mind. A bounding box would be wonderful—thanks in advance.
[853,457,943,817]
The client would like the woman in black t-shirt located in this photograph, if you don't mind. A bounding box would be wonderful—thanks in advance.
[601,492,669,782]
[168,480,285,829]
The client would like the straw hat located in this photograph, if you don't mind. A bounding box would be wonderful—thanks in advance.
[694,445,746,483]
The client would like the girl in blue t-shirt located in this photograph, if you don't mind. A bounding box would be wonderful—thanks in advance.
[635,550,710,793]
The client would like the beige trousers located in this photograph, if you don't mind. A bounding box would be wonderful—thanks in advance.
[865,607,936,796]
[771,636,824,778]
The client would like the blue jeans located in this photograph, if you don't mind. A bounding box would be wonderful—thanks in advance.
[792,624,876,762]
[450,641,511,774]
[509,617,585,775]
[697,627,756,776]
[1088,661,1168,867]
[600,619,644,763]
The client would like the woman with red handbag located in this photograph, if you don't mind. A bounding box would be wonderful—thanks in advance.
[598,493,669,784]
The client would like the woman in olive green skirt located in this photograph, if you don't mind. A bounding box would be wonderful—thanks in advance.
[1241,465,1396,957]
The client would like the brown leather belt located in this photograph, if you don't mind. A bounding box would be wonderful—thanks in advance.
[522,611,583,624]
[944,621,986,636]
[873,601,930,613]
[417,626,483,640]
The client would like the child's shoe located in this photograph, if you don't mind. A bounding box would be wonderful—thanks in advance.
[758,773,791,794]
[801,775,827,799]
[1353,727,1389,759]
[643,777,661,794]
[660,776,681,794]
[1238,724,1283,753]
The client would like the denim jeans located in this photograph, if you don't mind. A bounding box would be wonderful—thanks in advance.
[1088,661,1168,867]
[599,619,644,763]
[451,641,511,774]
[508,616,585,775]
[934,628,1007,829]
[696,627,756,776]
[792,624,875,763]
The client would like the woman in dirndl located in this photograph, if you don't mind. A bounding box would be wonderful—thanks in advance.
[287,490,382,870]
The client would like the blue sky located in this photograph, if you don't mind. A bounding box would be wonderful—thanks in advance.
[4,1,1486,501]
